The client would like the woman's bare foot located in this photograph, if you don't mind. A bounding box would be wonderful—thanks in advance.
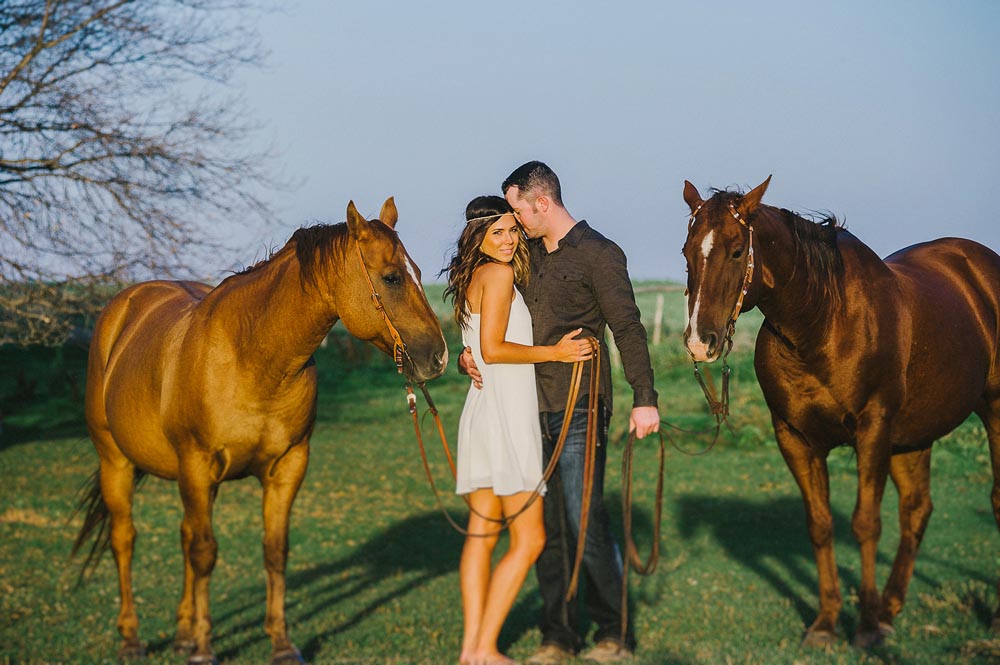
[466,649,516,665]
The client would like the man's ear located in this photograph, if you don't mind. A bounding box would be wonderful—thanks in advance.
[536,195,550,213]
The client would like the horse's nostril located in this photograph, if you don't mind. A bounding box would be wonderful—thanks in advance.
[705,332,719,354]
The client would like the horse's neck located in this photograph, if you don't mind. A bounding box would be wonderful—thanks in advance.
[753,207,835,335]
[207,250,339,374]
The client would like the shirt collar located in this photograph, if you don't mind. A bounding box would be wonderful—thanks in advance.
[530,220,589,254]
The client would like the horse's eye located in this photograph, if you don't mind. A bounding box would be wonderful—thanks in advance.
[731,249,744,260]
[382,273,402,287]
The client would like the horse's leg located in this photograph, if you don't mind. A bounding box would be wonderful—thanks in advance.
[177,456,221,665]
[174,524,197,655]
[979,397,1000,632]
[850,416,893,649]
[259,441,309,665]
[878,447,933,629]
[95,443,145,659]
[772,420,841,646]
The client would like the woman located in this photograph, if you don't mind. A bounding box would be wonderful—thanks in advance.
[444,195,592,665]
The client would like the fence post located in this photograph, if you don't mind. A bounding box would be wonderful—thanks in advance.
[606,329,621,371]
[652,293,664,346]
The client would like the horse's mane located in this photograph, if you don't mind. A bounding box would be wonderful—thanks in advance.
[710,189,846,313]
[290,223,351,290]
[223,222,354,290]
[779,207,846,314]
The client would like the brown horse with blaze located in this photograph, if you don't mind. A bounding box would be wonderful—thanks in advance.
[74,198,447,664]
[682,176,1000,648]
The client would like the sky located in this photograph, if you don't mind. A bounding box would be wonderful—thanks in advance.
[236,0,1000,283]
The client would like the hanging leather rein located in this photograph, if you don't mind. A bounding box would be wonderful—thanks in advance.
[355,240,661,623]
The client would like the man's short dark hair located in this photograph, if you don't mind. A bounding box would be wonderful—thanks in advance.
[502,160,563,206]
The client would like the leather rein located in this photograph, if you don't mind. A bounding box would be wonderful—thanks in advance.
[355,239,662,612]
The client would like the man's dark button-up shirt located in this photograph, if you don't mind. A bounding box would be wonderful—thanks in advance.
[521,221,658,414]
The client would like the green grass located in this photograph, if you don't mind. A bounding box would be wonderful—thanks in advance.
[1,283,998,664]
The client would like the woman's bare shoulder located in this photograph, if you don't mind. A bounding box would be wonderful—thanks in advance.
[472,261,515,284]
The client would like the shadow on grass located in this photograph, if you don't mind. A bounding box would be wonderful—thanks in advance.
[189,496,656,662]
[187,511,463,661]
[675,493,990,640]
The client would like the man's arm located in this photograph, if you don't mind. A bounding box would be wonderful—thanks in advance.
[593,243,660,438]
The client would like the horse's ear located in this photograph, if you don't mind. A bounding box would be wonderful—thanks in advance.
[739,175,772,217]
[346,200,372,240]
[683,180,703,213]
[378,196,398,229]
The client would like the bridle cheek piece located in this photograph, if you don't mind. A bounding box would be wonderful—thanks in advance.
[354,239,408,375]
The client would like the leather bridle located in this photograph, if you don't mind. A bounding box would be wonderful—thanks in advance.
[679,200,756,448]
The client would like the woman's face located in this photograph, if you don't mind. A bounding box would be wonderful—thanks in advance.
[478,213,520,263]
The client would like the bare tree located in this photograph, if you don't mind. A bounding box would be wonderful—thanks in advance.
[1,0,279,345]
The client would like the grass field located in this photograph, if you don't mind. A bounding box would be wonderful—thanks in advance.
[1,283,999,664]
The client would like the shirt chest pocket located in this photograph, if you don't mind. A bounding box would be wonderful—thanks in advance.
[550,268,590,312]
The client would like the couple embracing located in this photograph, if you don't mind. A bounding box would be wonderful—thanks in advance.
[443,161,660,664]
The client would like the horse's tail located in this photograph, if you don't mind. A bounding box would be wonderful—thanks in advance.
[70,467,147,584]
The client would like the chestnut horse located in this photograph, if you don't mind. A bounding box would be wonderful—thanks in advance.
[681,176,1000,648]
[74,198,447,664]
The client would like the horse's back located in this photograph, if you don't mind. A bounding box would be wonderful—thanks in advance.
[885,237,1000,331]
[882,238,1000,428]
[86,280,212,477]
[89,280,211,375]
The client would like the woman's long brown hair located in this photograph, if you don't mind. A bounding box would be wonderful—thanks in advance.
[443,195,529,330]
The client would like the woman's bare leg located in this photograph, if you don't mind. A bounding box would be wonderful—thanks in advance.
[470,492,546,664]
[459,489,502,664]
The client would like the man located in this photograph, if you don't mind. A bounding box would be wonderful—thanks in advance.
[460,161,659,663]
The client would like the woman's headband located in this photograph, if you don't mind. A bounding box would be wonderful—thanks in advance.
[465,211,519,226]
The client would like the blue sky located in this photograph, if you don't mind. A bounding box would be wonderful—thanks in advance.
[238,1,1000,282]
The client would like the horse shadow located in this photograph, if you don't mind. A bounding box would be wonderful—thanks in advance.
[197,497,657,662]
[674,493,989,635]
[175,510,464,661]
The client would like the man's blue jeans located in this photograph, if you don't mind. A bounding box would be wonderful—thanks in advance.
[536,405,635,652]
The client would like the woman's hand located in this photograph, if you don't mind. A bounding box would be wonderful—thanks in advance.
[552,329,594,363]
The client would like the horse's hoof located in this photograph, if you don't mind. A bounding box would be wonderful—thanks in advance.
[852,627,887,649]
[271,646,305,665]
[173,639,196,655]
[187,655,219,665]
[801,629,838,648]
[878,621,896,637]
[118,642,146,660]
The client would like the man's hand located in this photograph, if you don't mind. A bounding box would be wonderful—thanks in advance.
[628,406,660,439]
[458,346,483,390]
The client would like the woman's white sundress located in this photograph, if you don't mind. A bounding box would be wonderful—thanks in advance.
[455,289,546,497]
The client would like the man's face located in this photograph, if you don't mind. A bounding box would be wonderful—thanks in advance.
[504,186,543,239]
